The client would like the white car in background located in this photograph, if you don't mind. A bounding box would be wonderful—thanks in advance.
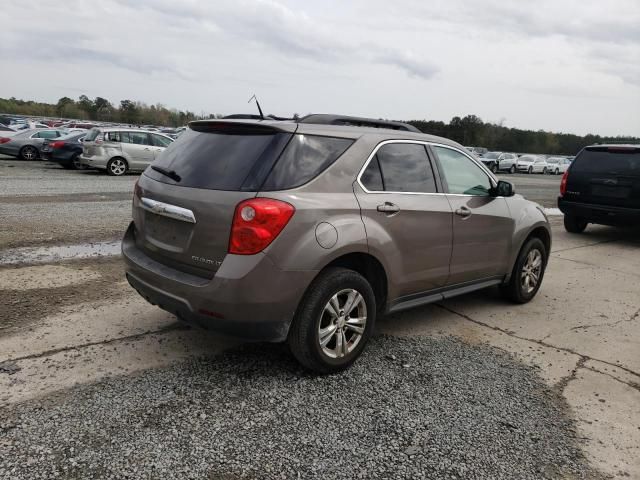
[545,156,571,175]
[516,155,549,174]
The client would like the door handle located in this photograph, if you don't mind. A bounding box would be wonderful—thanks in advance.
[455,206,472,218]
[377,202,400,214]
[144,147,151,151]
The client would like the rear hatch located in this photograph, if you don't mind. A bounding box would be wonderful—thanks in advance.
[565,146,640,209]
[81,128,102,156]
[133,121,297,277]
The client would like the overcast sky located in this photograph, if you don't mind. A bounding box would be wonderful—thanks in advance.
[1,0,638,136]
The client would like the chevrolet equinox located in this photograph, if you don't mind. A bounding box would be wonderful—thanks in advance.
[123,115,551,373]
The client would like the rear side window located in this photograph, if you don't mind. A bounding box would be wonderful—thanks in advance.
[146,128,292,191]
[105,131,125,142]
[371,143,437,193]
[151,134,172,147]
[129,132,151,145]
[572,148,640,174]
[360,155,385,191]
[261,135,353,190]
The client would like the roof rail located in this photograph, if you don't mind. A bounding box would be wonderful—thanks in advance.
[299,114,420,133]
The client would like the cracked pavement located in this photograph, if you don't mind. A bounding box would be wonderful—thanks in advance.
[0,160,638,478]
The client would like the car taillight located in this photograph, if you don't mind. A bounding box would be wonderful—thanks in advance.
[229,198,295,255]
[133,180,142,199]
[50,141,65,149]
[560,170,569,196]
[0,137,11,144]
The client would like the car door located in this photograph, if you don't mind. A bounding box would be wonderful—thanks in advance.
[354,141,453,298]
[122,131,154,169]
[431,145,514,285]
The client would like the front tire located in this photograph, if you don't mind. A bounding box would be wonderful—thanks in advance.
[288,267,376,374]
[20,146,38,161]
[564,215,588,233]
[107,157,128,176]
[501,237,547,304]
[542,167,548,174]
[490,163,498,173]
[527,166,533,174]
[509,165,516,174]
[555,168,560,175]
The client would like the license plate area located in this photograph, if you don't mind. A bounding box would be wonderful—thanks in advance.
[144,212,192,252]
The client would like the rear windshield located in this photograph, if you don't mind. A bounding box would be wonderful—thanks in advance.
[146,128,353,191]
[572,148,640,174]
[84,128,101,141]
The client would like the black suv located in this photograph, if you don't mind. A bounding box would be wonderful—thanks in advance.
[558,144,640,232]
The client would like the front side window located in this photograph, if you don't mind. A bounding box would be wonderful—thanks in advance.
[434,146,491,196]
[372,143,437,193]
[129,132,150,146]
[151,134,172,147]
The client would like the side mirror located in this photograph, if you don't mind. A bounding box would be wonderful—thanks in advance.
[491,180,515,197]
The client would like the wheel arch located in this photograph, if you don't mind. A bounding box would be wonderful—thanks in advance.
[505,223,551,283]
[316,251,388,314]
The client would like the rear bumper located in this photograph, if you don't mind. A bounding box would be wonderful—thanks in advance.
[558,198,640,226]
[122,223,317,342]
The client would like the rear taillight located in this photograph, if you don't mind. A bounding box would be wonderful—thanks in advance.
[229,198,295,255]
[50,141,65,149]
[133,180,142,199]
[0,137,11,144]
[560,170,569,196]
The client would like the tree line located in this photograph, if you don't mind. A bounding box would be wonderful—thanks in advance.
[408,115,638,155]
[1,96,636,154]
[0,96,210,128]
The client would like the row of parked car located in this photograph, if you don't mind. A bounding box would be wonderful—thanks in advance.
[465,147,573,175]
[0,123,182,175]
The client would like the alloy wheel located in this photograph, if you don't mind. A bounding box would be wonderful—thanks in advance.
[109,159,126,176]
[521,249,542,294]
[318,289,367,359]
[22,146,37,160]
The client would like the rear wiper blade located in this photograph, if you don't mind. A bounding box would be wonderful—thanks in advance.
[151,165,181,182]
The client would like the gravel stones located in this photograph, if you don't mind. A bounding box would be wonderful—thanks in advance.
[0,335,598,479]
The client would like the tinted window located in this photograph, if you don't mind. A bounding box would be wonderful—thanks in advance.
[434,146,491,196]
[129,132,150,145]
[151,134,172,147]
[572,149,640,174]
[360,155,384,191]
[262,135,353,190]
[375,143,437,193]
[146,128,292,191]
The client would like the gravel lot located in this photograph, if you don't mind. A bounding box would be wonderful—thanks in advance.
[0,336,597,480]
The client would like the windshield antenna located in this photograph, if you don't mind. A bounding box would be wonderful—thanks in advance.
[248,94,265,120]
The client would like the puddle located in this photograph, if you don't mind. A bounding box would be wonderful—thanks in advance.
[544,208,563,216]
[0,241,121,266]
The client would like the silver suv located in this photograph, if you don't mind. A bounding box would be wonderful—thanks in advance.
[122,115,551,372]
[81,128,174,176]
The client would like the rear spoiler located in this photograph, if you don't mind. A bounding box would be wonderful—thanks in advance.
[188,120,297,135]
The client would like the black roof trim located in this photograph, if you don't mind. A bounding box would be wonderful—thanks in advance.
[298,114,421,133]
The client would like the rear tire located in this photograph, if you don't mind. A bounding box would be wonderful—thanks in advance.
[564,215,588,233]
[501,237,547,304]
[20,146,38,161]
[107,157,128,176]
[542,167,548,174]
[490,163,498,173]
[288,267,376,374]
[555,168,559,175]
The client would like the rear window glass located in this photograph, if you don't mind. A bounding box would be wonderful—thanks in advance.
[146,128,292,191]
[84,128,101,141]
[261,135,353,190]
[572,149,640,174]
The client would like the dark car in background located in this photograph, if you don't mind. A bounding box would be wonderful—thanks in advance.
[558,144,640,232]
[40,132,86,169]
